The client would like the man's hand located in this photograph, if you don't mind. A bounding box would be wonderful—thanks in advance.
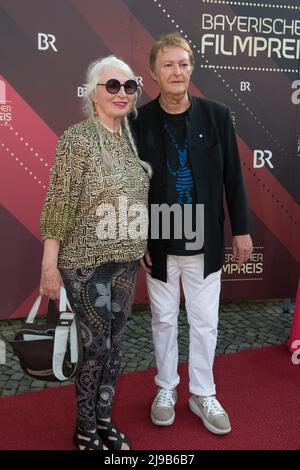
[232,234,253,267]
[139,249,152,273]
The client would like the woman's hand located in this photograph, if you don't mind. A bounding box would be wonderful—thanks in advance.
[40,264,63,300]
[139,249,152,273]
[40,239,62,299]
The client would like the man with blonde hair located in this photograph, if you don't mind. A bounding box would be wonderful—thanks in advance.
[135,33,252,435]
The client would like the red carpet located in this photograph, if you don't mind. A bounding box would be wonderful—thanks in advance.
[1,344,300,450]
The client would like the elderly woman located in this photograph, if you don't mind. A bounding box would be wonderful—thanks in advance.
[40,56,150,450]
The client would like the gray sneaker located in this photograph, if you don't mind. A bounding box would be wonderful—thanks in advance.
[151,387,177,426]
[189,395,231,435]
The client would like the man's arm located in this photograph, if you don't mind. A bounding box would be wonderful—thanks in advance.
[223,107,253,264]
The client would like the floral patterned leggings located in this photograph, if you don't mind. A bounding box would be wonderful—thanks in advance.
[60,261,138,431]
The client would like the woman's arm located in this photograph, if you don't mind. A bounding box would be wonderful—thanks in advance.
[39,128,86,299]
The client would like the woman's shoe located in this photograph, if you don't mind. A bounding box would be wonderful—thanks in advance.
[97,418,131,450]
[73,428,107,450]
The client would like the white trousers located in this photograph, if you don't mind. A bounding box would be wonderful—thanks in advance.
[147,254,221,396]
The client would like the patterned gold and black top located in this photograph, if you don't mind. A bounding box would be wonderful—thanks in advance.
[40,119,149,269]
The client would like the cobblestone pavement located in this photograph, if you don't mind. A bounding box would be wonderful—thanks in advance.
[0,300,294,396]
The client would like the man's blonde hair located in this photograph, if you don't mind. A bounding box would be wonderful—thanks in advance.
[149,32,195,72]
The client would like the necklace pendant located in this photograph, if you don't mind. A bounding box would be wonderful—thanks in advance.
[179,148,187,167]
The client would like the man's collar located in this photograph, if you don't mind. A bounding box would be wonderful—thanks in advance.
[154,93,193,115]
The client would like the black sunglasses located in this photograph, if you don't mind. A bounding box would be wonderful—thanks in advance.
[97,78,138,95]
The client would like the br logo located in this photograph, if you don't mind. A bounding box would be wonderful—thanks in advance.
[77,85,87,98]
[253,150,273,169]
[38,33,58,52]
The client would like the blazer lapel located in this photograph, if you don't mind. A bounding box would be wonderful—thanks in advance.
[146,101,167,177]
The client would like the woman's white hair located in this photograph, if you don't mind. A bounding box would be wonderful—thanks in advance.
[83,55,139,119]
[82,55,151,177]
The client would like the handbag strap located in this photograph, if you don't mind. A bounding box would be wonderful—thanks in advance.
[27,288,81,381]
[53,287,80,381]
[26,296,42,324]
[52,311,80,381]
[27,287,72,324]
[59,286,72,312]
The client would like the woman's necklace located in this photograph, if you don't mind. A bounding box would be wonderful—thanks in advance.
[94,117,122,137]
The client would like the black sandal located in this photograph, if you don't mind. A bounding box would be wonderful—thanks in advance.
[73,429,106,450]
[97,418,131,450]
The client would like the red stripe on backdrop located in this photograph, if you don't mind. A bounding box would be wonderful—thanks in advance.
[0,76,57,240]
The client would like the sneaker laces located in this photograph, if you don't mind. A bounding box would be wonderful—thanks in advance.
[157,389,175,408]
[201,396,225,416]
